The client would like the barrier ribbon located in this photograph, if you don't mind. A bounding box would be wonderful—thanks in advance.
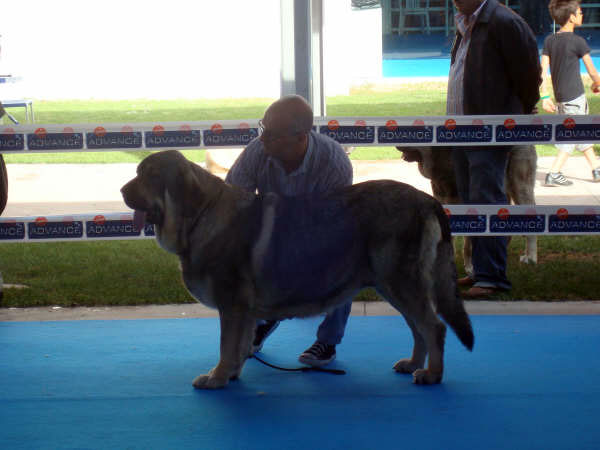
[2,205,599,242]
[2,115,600,152]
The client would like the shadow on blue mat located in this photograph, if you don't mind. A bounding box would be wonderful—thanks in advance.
[1,316,599,449]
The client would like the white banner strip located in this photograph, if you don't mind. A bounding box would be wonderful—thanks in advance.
[2,205,599,243]
[2,115,600,153]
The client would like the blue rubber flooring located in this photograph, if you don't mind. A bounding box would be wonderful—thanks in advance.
[1,315,599,449]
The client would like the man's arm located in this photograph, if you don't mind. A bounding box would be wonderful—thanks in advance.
[494,13,542,113]
[582,53,600,93]
[540,55,556,112]
[224,141,259,192]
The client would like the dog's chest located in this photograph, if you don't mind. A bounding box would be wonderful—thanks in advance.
[182,274,218,308]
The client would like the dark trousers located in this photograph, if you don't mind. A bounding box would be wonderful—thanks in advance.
[452,146,512,290]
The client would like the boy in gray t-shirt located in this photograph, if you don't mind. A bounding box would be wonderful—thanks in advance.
[541,0,600,185]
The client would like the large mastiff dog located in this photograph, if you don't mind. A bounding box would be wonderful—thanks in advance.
[121,150,474,389]
[397,145,538,274]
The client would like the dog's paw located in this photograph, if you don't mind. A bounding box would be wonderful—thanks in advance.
[393,358,423,374]
[519,254,537,264]
[192,373,228,389]
[412,369,443,385]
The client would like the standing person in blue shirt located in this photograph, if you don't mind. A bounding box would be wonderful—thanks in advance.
[541,0,600,186]
[448,0,541,298]
[225,94,353,367]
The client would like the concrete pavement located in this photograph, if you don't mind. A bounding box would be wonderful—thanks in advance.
[3,155,600,217]
[2,300,600,322]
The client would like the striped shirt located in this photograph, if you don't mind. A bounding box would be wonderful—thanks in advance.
[225,131,353,196]
[447,0,488,115]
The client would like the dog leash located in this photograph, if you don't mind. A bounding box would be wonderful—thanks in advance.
[250,354,346,375]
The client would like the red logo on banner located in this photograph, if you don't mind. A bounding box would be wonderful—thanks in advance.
[238,122,249,130]
[211,123,223,134]
[413,119,425,126]
[444,208,451,217]
[328,120,340,131]
[385,120,398,131]
[153,125,165,136]
[563,118,576,129]
[121,126,133,134]
[355,119,366,127]
[94,126,106,137]
[466,207,479,215]
[35,217,47,225]
[63,127,74,136]
[472,119,484,126]
[497,208,510,220]
[504,119,516,130]
[94,215,106,225]
[3,128,15,135]
[179,124,192,133]
[444,119,456,130]
[35,128,47,138]
[557,208,569,220]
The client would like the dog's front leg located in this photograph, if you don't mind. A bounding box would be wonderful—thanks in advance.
[192,307,255,389]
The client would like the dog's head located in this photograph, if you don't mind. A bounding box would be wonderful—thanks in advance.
[396,146,424,164]
[121,150,215,253]
[396,146,435,179]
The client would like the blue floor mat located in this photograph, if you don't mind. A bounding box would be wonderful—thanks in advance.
[1,315,599,449]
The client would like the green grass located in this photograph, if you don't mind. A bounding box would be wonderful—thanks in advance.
[2,235,599,307]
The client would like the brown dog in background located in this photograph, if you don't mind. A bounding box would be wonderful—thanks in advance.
[396,145,538,275]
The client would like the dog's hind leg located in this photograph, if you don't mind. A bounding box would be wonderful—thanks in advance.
[392,315,427,374]
[383,288,447,385]
[463,237,474,277]
[192,306,255,389]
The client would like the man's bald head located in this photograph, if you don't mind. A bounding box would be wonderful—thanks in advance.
[264,95,313,135]
[259,95,314,174]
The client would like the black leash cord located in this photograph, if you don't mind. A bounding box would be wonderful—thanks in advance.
[250,354,346,375]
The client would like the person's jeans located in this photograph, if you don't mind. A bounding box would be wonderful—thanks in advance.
[451,146,512,290]
[256,300,352,347]
[316,301,352,346]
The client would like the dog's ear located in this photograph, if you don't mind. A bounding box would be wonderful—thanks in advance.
[165,160,204,217]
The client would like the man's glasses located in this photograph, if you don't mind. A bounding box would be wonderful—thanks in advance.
[258,119,302,143]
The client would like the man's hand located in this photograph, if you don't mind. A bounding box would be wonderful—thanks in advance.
[592,81,600,93]
[542,97,557,113]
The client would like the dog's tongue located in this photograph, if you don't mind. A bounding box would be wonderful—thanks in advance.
[133,210,146,230]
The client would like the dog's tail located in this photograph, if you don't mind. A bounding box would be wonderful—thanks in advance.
[432,206,474,351]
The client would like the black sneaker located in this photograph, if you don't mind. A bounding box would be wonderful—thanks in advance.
[593,168,600,182]
[298,341,336,367]
[251,320,279,353]
[545,172,573,186]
